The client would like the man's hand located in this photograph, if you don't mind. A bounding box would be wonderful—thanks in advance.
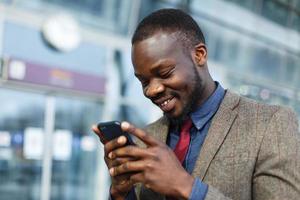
[108,122,195,200]
[92,125,135,200]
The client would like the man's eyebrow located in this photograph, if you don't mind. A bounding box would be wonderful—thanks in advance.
[134,60,175,78]
[149,60,174,73]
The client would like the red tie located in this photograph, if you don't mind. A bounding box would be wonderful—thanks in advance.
[166,118,193,200]
[174,118,193,163]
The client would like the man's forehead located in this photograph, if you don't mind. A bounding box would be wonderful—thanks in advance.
[132,31,180,56]
[144,31,177,44]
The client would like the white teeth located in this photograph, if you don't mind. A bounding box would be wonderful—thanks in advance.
[161,99,171,107]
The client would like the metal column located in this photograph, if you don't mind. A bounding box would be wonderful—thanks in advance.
[41,96,56,200]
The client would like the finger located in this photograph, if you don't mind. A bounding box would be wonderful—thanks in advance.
[109,145,150,160]
[130,172,145,185]
[104,136,128,157]
[108,157,137,168]
[109,160,145,177]
[92,124,129,155]
[121,121,159,146]
[92,125,106,144]
[111,181,133,195]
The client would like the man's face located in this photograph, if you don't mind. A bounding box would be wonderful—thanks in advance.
[132,31,205,122]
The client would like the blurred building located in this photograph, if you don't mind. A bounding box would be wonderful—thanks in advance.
[0,0,299,200]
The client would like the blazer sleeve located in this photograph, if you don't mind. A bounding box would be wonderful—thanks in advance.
[201,107,300,200]
[252,107,300,200]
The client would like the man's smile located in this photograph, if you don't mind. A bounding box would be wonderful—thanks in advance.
[156,97,176,112]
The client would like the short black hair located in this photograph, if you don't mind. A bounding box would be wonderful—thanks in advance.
[131,8,206,51]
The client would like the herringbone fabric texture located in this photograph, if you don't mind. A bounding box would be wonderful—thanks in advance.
[134,90,300,200]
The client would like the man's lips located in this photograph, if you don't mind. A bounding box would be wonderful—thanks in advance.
[155,97,176,112]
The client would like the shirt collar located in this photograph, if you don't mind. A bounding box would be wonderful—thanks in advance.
[190,82,225,130]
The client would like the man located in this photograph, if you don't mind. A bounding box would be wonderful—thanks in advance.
[93,9,300,200]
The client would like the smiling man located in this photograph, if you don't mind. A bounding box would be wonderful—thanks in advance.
[93,9,300,200]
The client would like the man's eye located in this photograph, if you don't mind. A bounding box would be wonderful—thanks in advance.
[160,69,173,78]
[161,73,170,78]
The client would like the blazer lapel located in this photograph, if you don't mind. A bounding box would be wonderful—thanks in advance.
[144,116,169,144]
[192,90,240,180]
[155,116,169,143]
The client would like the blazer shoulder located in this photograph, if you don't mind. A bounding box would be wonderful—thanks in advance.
[235,93,299,135]
[238,94,281,118]
[144,116,169,134]
[223,90,297,132]
[224,90,280,117]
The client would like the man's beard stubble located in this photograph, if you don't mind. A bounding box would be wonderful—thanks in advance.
[166,66,204,129]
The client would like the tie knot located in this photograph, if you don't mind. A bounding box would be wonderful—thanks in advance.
[181,118,193,132]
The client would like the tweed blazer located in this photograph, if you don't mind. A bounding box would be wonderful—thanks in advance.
[134,90,300,200]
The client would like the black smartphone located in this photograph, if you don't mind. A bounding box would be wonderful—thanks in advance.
[97,121,135,145]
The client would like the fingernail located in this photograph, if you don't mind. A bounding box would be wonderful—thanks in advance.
[117,136,126,144]
[108,152,113,159]
[121,121,130,129]
[109,168,114,175]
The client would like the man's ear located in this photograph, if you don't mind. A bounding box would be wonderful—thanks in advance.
[192,43,207,67]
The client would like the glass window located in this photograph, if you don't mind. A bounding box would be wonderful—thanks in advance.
[0,0,13,5]
[13,0,134,34]
[291,13,300,32]
[212,36,224,62]
[50,97,104,200]
[3,22,107,76]
[223,0,257,11]
[0,89,45,200]
[41,0,104,16]
[282,55,297,84]
[297,0,300,10]
[248,46,282,80]
[261,0,290,26]
[277,0,292,5]
[0,88,107,200]
[220,39,240,68]
[139,0,179,21]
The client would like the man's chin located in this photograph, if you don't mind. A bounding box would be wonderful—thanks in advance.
[164,111,189,129]
[164,101,195,128]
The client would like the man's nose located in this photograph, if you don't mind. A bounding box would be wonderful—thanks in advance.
[144,79,165,98]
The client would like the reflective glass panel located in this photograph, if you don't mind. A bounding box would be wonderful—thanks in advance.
[223,0,257,11]
[0,89,45,200]
[50,97,105,200]
[248,46,282,80]
[297,0,300,10]
[291,13,300,32]
[13,0,134,34]
[3,22,107,76]
[261,0,289,26]
[282,55,298,84]
[41,0,103,16]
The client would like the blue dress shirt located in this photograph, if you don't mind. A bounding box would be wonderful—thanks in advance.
[167,82,225,199]
[115,83,225,200]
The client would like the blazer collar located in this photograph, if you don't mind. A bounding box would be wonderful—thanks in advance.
[144,116,169,146]
[146,90,240,181]
[191,90,240,179]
